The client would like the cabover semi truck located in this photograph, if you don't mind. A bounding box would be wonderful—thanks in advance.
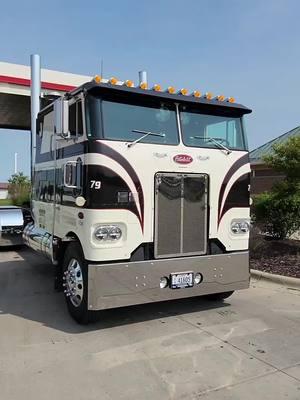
[24,57,252,323]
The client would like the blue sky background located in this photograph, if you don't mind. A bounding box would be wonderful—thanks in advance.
[1,0,300,181]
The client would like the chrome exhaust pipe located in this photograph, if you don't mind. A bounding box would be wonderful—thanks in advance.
[30,54,41,182]
[138,70,147,86]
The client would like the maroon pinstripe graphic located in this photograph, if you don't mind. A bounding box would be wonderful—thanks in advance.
[218,173,250,224]
[218,153,249,225]
[88,141,145,231]
[85,164,141,224]
[35,138,145,230]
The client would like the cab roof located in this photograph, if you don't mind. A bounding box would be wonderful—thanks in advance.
[67,80,252,117]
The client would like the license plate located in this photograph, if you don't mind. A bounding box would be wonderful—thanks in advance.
[170,272,194,289]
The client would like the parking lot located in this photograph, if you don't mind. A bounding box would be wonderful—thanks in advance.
[0,247,299,399]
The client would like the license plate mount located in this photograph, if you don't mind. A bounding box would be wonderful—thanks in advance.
[170,272,194,289]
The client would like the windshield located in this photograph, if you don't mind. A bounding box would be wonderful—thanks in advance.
[85,94,179,145]
[180,105,247,150]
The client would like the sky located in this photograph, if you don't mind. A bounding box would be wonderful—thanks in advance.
[1,0,300,181]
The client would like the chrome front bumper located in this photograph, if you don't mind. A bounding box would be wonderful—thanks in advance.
[88,251,249,311]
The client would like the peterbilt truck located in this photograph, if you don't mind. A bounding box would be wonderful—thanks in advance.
[24,67,252,323]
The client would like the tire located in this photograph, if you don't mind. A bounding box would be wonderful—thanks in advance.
[205,291,235,301]
[62,242,91,324]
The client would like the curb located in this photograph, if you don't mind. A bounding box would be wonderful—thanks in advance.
[250,269,300,290]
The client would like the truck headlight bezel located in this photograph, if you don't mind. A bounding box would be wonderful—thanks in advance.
[94,225,123,241]
[230,220,250,235]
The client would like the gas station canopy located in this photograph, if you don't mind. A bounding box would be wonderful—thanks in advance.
[0,61,91,130]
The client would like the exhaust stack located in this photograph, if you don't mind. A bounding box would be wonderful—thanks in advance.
[30,54,41,177]
[138,70,147,86]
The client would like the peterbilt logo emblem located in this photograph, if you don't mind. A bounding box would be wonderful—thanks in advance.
[173,154,193,164]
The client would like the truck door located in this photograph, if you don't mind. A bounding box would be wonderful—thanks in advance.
[34,106,56,235]
[54,99,84,235]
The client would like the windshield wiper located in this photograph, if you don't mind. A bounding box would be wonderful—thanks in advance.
[191,136,232,155]
[127,129,165,148]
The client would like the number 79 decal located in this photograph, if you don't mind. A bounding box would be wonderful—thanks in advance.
[90,180,102,189]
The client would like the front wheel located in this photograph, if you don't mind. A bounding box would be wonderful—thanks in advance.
[62,242,91,324]
[205,291,235,301]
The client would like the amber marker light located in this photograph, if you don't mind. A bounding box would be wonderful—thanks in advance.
[205,92,213,100]
[125,80,134,87]
[217,95,225,101]
[153,84,162,91]
[109,77,118,85]
[139,82,148,89]
[167,86,176,94]
[228,97,235,103]
[179,88,188,95]
[193,90,201,97]
[94,75,101,83]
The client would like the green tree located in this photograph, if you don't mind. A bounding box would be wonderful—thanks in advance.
[8,172,31,207]
[253,135,300,239]
[263,135,300,183]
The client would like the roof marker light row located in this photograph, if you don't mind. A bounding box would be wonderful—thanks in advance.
[93,75,235,103]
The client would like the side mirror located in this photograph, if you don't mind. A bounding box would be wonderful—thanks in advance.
[54,98,69,139]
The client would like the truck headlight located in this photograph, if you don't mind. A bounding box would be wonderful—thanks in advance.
[94,225,122,241]
[109,226,122,240]
[230,220,250,234]
[231,222,241,234]
[160,277,169,289]
[239,221,250,233]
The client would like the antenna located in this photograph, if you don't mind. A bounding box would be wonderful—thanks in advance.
[101,59,104,77]
[14,153,18,174]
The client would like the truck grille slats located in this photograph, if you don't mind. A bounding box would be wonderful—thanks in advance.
[154,173,208,258]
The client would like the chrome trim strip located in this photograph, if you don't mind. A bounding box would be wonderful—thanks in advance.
[180,178,184,254]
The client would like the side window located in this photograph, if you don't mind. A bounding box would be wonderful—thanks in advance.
[77,102,83,134]
[69,103,76,135]
[69,101,83,136]
[38,118,43,137]
[41,110,54,154]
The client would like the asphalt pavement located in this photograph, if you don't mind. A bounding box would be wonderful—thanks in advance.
[0,247,300,399]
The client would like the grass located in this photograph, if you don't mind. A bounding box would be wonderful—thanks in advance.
[0,199,13,206]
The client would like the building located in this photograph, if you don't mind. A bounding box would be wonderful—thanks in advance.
[249,127,300,194]
[0,60,90,131]
[0,182,8,199]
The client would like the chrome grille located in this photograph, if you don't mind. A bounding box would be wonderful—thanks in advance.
[154,173,208,258]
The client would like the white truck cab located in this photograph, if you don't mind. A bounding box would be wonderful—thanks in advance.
[24,73,252,323]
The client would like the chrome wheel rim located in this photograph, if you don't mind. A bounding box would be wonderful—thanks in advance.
[63,258,84,307]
